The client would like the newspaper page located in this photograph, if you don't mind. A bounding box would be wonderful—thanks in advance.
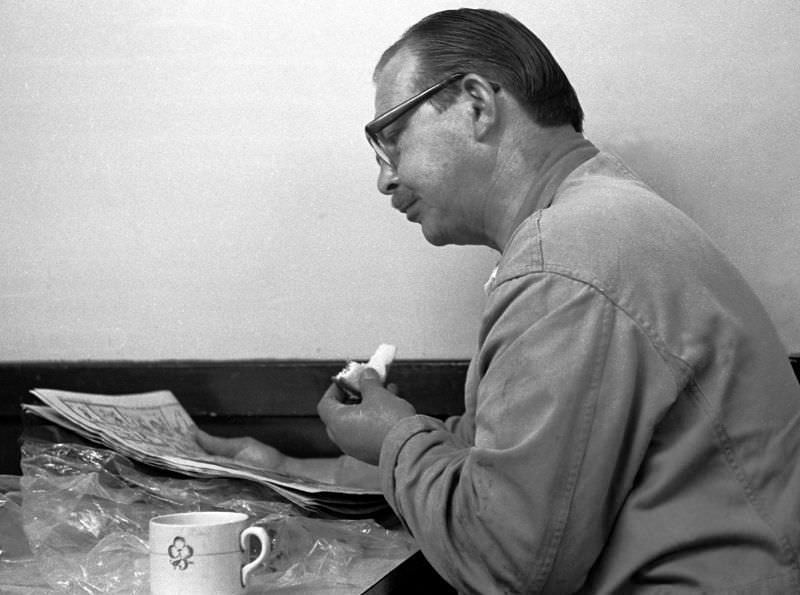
[23,388,387,517]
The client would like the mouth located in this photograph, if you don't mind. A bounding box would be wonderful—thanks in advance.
[404,203,421,222]
[392,195,420,221]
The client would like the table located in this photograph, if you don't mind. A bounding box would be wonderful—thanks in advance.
[0,446,454,594]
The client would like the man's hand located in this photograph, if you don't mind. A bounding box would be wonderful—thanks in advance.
[317,368,416,465]
[194,428,287,472]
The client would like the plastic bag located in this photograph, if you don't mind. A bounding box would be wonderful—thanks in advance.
[0,439,415,594]
[0,474,53,594]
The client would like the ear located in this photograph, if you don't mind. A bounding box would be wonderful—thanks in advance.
[460,74,499,141]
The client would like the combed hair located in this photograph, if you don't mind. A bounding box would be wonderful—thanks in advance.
[375,8,585,133]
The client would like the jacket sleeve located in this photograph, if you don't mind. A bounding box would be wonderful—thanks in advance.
[379,272,680,593]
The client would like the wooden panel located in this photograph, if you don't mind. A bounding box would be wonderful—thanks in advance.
[0,360,467,416]
[0,419,22,477]
[0,360,469,475]
[192,416,338,458]
[2,356,799,476]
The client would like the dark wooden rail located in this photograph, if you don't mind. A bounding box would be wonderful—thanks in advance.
[2,356,799,476]
[0,359,468,475]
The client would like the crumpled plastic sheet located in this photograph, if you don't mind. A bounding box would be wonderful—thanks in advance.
[0,439,416,594]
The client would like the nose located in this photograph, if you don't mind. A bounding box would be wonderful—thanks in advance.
[377,161,399,195]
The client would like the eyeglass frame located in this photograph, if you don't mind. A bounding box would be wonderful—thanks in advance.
[365,72,466,168]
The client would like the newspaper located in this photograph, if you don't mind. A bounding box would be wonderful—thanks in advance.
[22,388,388,517]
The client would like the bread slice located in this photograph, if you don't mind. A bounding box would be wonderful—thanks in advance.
[333,343,397,402]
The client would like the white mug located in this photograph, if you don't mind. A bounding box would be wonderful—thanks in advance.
[149,511,270,595]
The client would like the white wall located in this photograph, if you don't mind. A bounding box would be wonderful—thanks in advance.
[1,0,798,361]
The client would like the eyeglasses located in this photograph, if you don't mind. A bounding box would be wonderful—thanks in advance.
[365,72,466,169]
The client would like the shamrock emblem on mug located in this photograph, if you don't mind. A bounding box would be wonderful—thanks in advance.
[167,536,194,570]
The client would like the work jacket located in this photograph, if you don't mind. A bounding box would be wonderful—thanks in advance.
[380,145,800,594]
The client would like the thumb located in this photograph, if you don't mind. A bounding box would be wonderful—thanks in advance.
[359,367,382,391]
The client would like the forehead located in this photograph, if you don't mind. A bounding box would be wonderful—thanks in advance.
[373,48,420,116]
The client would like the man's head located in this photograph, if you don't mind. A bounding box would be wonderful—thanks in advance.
[375,9,583,134]
[367,9,584,249]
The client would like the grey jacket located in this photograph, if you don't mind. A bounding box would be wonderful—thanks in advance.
[379,149,800,593]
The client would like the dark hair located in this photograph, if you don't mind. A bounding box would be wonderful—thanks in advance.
[375,8,584,133]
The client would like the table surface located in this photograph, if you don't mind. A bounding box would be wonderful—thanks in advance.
[0,473,457,594]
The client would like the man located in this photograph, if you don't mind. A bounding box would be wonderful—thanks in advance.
[198,9,800,593]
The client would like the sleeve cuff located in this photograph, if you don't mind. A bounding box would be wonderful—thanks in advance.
[378,414,447,518]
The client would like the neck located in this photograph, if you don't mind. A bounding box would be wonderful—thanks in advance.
[486,127,597,252]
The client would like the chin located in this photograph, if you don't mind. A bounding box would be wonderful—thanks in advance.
[422,230,483,248]
[420,224,452,247]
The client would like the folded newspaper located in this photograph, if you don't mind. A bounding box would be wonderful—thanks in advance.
[22,388,388,518]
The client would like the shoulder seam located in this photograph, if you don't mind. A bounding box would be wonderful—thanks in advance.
[492,266,694,385]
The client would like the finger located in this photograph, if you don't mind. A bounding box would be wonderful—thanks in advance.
[386,382,399,395]
[193,427,217,448]
[323,381,350,404]
[317,385,346,424]
[194,428,244,458]
[326,427,338,446]
[358,367,383,393]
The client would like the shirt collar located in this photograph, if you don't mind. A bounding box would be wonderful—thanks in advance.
[509,136,599,238]
[485,137,599,295]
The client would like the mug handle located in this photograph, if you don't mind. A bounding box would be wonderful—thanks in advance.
[240,526,270,586]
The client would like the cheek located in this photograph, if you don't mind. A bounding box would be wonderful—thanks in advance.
[399,122,476,206]
[403,142,463,195]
